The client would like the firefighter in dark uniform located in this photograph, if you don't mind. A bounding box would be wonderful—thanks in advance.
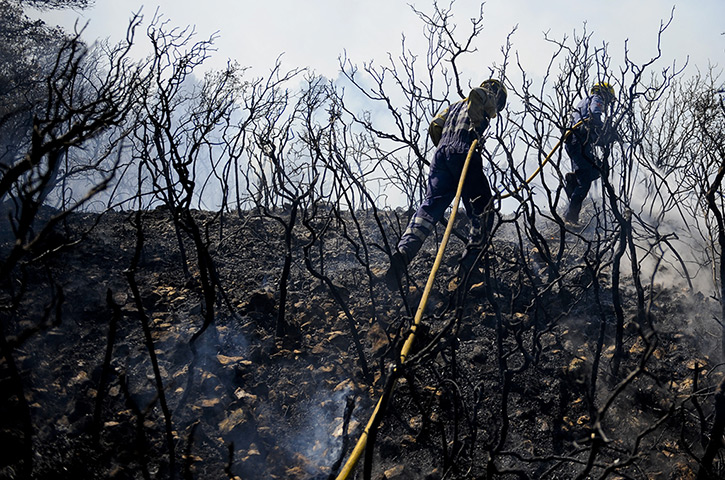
[383,79,507,289]
[563,81,618,224]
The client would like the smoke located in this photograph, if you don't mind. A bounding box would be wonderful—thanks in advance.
[222,364,363,478]
[624,164,717,297]
[294,382,359,474]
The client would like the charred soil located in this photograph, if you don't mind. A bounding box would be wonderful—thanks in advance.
[1,205,724,479]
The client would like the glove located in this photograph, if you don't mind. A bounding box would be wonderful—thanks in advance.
[471,116,491,141]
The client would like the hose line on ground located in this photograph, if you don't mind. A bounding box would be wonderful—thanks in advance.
[498,120,582,200]
[335,139,478,480]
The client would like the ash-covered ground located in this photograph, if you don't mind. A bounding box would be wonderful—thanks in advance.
[1,204,724,479]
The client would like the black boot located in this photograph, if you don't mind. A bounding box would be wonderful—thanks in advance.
[565,198,582,224]
[564,172,578,200]
[459,246,482,273]
[383,250,408,291]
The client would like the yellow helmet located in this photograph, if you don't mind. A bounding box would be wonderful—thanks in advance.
[480,79,508,112]
[591,82,616,100]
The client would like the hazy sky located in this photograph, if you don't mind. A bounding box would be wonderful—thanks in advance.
[37,0,724,82]
[30,1,725,212]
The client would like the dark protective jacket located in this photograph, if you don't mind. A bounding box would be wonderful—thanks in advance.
[395,87,496,263]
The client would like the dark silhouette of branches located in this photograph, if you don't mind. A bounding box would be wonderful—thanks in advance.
[3,3,725,479]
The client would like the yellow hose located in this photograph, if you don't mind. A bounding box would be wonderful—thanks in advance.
[498,121,582,199]
[335,139,479,480]
[399,139,477,363]
[335,122,581,479]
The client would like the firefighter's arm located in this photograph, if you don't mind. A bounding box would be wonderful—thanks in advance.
[467,87,493,137]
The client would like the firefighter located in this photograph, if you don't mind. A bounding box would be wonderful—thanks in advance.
[382,79,507,290]
[563,81,619,224]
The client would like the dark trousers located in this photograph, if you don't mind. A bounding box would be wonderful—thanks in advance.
[564,138,600,221]
[398,145,492,262]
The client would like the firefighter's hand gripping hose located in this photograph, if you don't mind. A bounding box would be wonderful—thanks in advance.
[334,140,479,480]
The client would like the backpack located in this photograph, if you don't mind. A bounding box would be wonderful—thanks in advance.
[428,87,494,146]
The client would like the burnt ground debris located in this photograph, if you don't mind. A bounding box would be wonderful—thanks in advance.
[1,204,725,479]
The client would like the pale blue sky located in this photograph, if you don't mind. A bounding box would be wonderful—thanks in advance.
[37,0,724,81]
